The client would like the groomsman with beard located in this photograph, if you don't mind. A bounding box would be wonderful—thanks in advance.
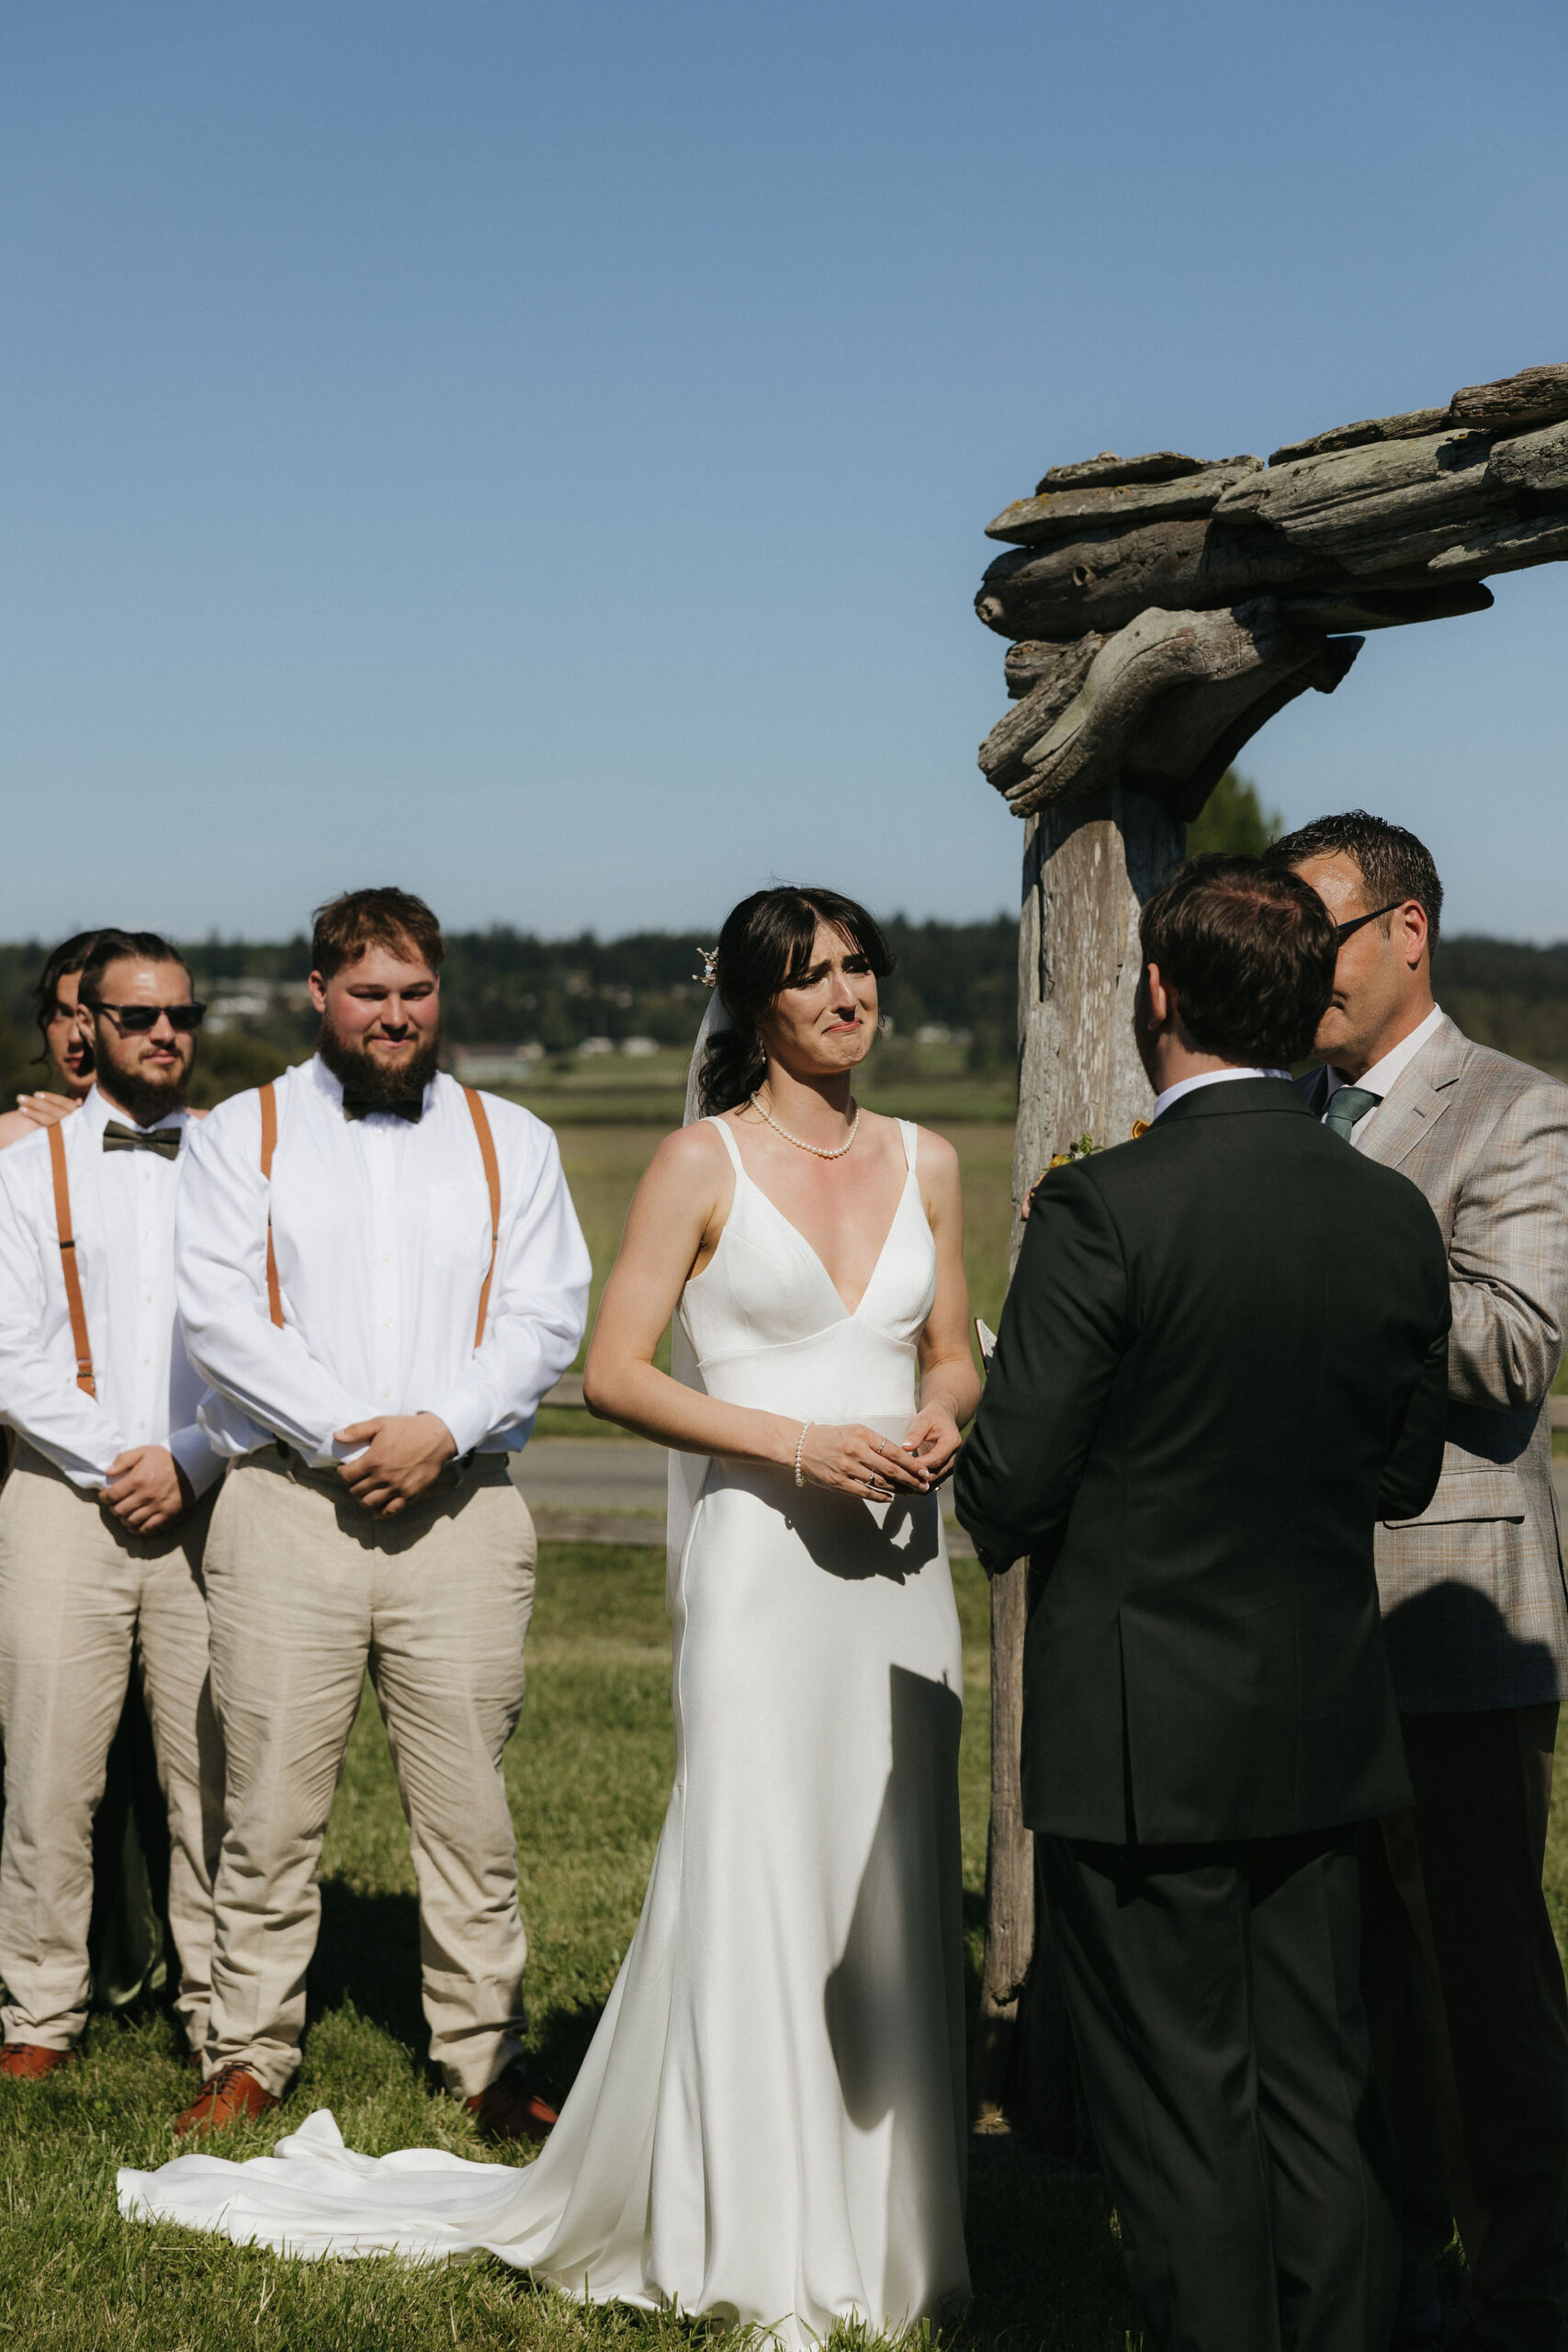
[0,930,190,2021]
[0,931,224,2076]
[172,888,590,2141]
[1274,813,1568,2352]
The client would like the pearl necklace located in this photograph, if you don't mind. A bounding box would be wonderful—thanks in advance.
[749,1091,861,1160]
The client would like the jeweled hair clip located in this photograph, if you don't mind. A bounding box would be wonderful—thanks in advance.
[694,948,718,989]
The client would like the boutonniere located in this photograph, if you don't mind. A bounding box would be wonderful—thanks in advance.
[1024,1118,1148,1217]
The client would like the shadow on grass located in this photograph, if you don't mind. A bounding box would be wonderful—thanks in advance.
[961,1885,985,2029]
[310,1880,426,2052]
[309,1875,612,2104]
[453,2139,1140,2351]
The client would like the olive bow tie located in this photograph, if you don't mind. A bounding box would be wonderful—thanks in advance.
[102,1120,181,1158]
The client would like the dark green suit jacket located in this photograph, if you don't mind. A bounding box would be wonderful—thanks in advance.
[954,1079,1451,1845]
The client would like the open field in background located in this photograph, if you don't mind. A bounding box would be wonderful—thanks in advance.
[541,1114,1568,1447]
[531,1118,1017,1433]
[0,1543,1141,2352]
[473,1042,1019,1130]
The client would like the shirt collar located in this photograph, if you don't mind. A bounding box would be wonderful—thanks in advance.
[1151,1066,1290,1123]
[81,1085,187,1139]
[1323,1002,1444,1105]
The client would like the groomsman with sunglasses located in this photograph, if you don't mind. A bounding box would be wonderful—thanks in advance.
[0,930,223,2078]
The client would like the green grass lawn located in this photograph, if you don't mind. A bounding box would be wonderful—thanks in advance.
[0,1542,1139,2351]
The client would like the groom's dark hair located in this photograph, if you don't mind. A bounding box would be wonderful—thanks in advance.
[1140,854,1337,1068]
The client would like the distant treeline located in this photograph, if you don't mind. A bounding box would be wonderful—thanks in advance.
[3,905,1565,1102]
[0,914,1023,1104]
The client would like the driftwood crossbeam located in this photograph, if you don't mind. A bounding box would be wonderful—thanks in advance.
[971,363,1568,2141]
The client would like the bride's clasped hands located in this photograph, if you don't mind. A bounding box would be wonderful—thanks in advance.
[120,883,981,2352]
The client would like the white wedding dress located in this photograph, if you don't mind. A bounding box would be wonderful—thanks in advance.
[119,1115,970,2346]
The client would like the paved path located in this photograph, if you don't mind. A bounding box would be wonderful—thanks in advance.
[513,1435,976,1555]
[517,1440,1568,1559]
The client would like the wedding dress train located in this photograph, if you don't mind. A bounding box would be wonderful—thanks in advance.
[119,1117,970,2346]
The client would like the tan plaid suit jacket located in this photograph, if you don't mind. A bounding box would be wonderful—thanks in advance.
[1304,1016,1568,1710]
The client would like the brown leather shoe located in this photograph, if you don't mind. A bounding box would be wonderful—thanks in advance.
[0,2041,76,2080]
[174,2062,278,2137]
[464,2058,558,2143]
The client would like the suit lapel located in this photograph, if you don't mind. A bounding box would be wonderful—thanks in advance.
[1357,1016,1470,1172]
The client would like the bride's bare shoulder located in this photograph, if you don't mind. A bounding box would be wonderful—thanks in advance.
[911,1124,960,1180]
[643,1118,734,1184]
[859,1107,958,1175]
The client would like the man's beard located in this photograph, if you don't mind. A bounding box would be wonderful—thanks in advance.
[98,1043,191,1126]
[318,1012,442,1106]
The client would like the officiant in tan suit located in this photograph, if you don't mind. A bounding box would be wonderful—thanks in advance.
[1276,813,1568,2352]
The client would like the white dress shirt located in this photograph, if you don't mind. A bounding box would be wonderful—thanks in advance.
[175,1057,591,1465]
[1151,1065,1291,1122]
[1320,1002,1446,1141]
[0,1088,222,1493]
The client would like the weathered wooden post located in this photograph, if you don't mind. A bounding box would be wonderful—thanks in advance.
[970,364,1568,2139]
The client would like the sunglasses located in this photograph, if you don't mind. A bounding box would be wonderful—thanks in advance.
[1333,899,1404,944]
[87,1000,207,1035]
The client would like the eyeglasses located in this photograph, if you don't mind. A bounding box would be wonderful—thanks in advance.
[1333,900,1404,944]
[87,1001,207,1034]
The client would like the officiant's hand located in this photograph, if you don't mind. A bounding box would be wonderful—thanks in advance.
[334,1412,457,1516]
[903,1403,964,1483]
[798,1423,931,1504]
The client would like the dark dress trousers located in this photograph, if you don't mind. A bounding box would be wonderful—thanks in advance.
[955,1078,1451,2352]
[1303,1034,1568,2349]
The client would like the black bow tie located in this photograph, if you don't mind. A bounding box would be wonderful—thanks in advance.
[102,1120,181,1158]
[342,1091,424,1125]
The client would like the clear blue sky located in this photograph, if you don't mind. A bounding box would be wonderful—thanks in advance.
[3,0,1564,944]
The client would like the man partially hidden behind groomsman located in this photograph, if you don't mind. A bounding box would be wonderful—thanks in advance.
[0,930,189,2020]
[0,931,223,2076]
[172,888,590,2141]
[956,855,1452,2352]
[1274,812,1568,2352]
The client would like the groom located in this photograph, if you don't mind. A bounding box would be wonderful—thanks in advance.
[956,854,1452,2352]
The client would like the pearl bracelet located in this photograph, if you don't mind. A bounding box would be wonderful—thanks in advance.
[794,1420,812,1487]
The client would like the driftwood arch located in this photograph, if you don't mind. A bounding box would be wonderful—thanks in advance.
[971,361,1568,2140]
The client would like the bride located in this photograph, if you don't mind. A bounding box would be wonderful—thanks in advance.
[120,884,981,2346]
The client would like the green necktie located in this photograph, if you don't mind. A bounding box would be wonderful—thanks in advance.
[1324,1084,1381,1141]
[102,1120,181,1158]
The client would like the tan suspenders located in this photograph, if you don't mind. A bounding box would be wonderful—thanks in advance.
[465,1088,502,1349]
[47,1122,95,1396]
[259,1080,284,1329]
[257,1081,501,1348]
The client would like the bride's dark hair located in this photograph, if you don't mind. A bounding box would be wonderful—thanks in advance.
[697,887,894,1115]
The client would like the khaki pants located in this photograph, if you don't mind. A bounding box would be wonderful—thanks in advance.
[203,1446,536,2099]
[0,1445,221,2052]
